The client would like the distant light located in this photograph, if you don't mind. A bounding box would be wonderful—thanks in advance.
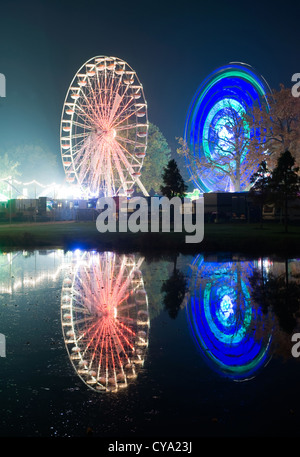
[0,193,8,202]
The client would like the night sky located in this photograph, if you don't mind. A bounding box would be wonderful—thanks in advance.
[0,0,299,182]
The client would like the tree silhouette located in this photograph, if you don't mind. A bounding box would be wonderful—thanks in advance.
[268,150,300,232]
[160,159,187,198]
[249,160,271,227]
[161,254,188,319]
[249,262,300,334]
[161,268,188,319]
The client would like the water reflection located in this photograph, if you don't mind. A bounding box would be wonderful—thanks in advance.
[0,250,71,294]
[60,251,150,393]
[0,249,299,391]
[186,255,273,382]
[161,254,188,319]
[250,259,300,334]
[2,249,300,438]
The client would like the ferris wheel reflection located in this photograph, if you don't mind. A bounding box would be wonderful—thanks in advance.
[61,251,150,392]
[186,255,273,381]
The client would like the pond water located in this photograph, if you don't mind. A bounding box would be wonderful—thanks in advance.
[0,249,300,438]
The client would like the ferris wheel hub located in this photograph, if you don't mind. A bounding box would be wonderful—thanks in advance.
[102,128,116,139]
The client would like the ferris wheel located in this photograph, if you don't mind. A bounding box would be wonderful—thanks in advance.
[61,251,150,393]
[60,56,149,197]
[184,62,271,193]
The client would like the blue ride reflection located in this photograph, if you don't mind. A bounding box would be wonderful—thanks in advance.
[186,255,272,381]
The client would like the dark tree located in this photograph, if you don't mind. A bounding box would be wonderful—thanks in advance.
[161,268,188,319]
[160,253,188,319]
[269,150,300,232]
[160,159,187,198]
[250,263,300,334]
[249,160,271,227]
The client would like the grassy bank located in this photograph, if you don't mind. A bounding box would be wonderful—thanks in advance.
[0,220,299,257]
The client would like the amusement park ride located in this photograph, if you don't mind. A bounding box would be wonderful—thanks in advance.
[59,58,271,199]
[183,62,271,193]
[1,60,272,207]
[60,55,149,198]
[56,59,274,391]
[0,55,150,203]
[0,60,285,392]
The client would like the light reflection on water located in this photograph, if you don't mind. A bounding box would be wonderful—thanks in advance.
[0,249,300,437]
[186,255,273,382]
[61,251,150,393]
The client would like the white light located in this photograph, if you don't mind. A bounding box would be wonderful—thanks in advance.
[220,294,234,320]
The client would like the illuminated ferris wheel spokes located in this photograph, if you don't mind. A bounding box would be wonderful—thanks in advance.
[61,252,150,392]
[60,56,149,197]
